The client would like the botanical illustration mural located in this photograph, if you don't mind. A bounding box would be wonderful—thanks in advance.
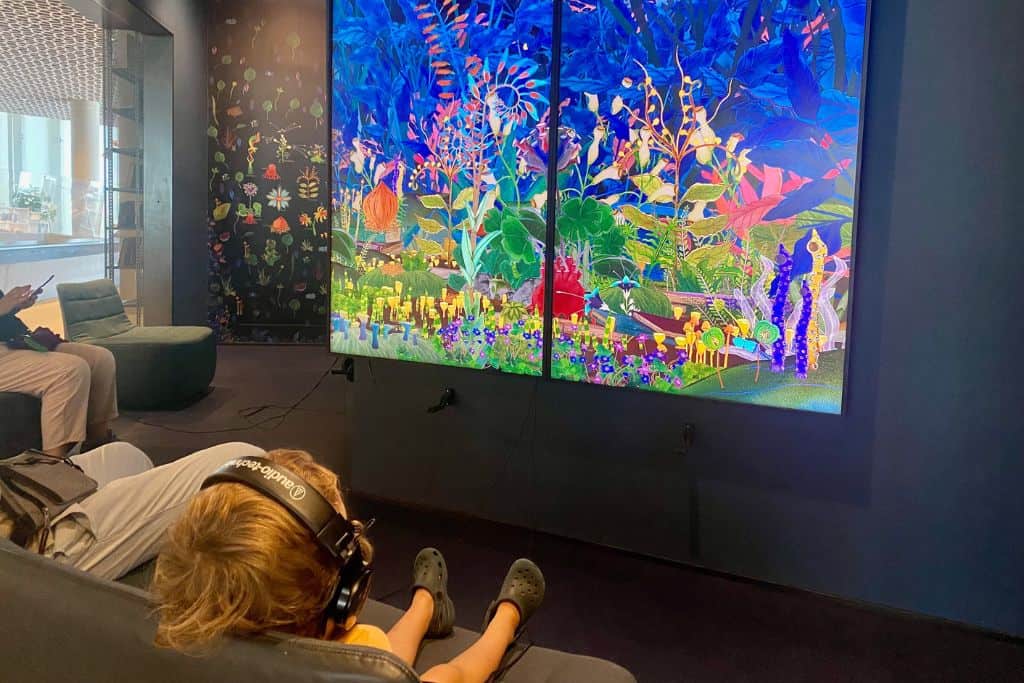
[330,0,553,375]
[548,0,866,412]
[208,0,329,342]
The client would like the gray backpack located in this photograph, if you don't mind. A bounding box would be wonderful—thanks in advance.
[0,450,96,550]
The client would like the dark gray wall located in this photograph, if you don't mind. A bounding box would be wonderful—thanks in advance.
[339,0,1024,637]
[128,0,208,326]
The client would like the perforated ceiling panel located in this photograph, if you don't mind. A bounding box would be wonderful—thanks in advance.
[0,0,102,120]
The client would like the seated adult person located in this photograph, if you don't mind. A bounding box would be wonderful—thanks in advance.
[152,449,546,683]
[0,440,264,579]
[0,285,117,456]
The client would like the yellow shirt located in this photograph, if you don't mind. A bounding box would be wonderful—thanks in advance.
[337,624,391,652]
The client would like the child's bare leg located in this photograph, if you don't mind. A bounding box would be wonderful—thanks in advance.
[386,588,434,666]
[421,602,520,683]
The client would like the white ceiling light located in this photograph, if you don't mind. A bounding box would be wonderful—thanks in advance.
[0,0,102,120]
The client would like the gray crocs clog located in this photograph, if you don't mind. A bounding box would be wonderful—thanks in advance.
[482,558,545,637]
[412,547,455,638]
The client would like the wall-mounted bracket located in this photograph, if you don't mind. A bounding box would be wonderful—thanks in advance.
[427,387,457,413]
[331,357,355,382]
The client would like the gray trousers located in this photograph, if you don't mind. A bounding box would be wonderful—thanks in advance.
[47,441,266,580]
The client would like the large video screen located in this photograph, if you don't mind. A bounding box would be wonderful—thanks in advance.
[330,0,553,376]
[332,1,869,414]
[548,0,866,413]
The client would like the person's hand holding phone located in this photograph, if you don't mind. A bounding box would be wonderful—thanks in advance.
[0,285,36,317]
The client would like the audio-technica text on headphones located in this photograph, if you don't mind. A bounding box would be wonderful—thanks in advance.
[200,456,373,629]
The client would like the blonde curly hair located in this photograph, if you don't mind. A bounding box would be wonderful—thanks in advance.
[151,449,372,652]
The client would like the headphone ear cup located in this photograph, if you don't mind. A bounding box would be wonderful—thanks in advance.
[324,552,374,628]
[335,569,373,632]
[348,568,373,623]
[324,571,349,626]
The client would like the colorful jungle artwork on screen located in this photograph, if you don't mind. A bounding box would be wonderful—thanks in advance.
[547,0,867,412]
[331,0,868,413]
[330,0,553,376]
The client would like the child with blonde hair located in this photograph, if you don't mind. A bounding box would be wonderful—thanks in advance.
[152,449,545,683]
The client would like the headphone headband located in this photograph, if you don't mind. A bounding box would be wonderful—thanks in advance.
[201,455,374,627]
[201,456,357,561]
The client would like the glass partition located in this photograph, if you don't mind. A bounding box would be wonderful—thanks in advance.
[104,28,146,324]
[0,0,106,334]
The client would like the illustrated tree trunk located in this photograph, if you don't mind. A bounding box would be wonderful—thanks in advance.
[626,0,660,67]
[730,0,763,75]
[603,0,661,67]
[823,0,849,93]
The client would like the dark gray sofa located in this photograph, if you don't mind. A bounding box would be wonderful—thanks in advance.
[0,392,41,458]
[57,279,216,409]
[0,539,636,683]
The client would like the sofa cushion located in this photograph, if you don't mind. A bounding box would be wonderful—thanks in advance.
[0,538,418,683]
[100,326,215,347]
[89,326,217,409]
[55,279,217,409]
[361,601,637,683]
[56,279,133,342]
[116,560,636,683]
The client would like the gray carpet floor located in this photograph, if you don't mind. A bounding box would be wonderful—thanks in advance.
[114,346,1024,682]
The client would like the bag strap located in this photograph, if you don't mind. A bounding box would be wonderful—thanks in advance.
[1,449,85,472]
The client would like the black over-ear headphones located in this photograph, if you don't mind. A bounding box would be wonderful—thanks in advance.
[201,456,373,628]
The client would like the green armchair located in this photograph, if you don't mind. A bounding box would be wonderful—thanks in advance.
[57,279,216,409]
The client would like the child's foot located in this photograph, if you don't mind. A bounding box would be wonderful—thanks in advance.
[412,547,455,638]
[482,558,545,638]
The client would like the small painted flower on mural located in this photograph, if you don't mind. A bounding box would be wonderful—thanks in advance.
[297,167,320,200]
[263,241,280,266]
[314,206,327,223]
[271,216,290,234]
[299,212,312,227]
[263,164,280,181]
[267,186,291,211]
[307,144,326,164]
[242,182,258,198]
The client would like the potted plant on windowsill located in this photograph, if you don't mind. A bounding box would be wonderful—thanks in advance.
[11,188,57,230]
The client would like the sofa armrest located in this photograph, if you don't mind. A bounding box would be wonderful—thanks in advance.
[0,539,419,683]
[115,561,636,683]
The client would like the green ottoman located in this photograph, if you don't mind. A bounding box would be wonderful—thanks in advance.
[57,279,216,410]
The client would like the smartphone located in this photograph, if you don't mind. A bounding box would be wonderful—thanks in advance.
[33,274,55,296]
